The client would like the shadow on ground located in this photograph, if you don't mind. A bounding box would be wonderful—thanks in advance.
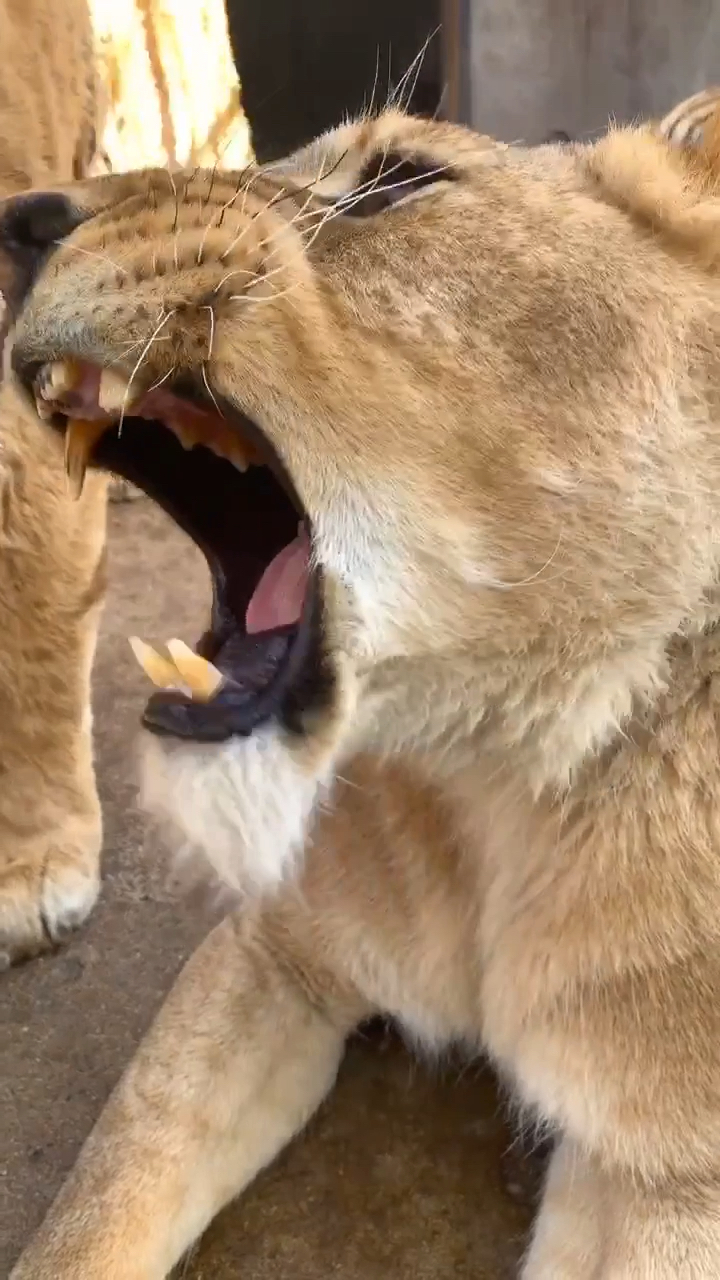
[1,503,534,1277]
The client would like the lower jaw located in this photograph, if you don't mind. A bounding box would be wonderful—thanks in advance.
[142,625,299,742]
[140,566,329,744]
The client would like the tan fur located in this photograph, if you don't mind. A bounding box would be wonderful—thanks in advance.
[0,0,109,965]
[11,89,720,1274]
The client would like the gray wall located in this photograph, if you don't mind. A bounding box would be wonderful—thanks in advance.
[462,0,720,144]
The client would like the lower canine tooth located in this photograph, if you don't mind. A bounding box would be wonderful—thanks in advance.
[166,638,224,700]
[64,418,109,500]
[128,637,182,689]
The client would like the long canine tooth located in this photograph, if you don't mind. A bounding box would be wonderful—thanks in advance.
[166,639,224,700]
[98,368,132,414]
[64,418,108,500]
[128,637,182,689]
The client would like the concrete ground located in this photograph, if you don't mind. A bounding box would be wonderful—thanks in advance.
[2,501,535,1278]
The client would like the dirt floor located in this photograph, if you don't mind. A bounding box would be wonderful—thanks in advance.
[2,501,535,1278]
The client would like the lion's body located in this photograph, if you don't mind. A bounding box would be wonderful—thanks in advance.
[11,90,720,1274]
[0,0,108,964]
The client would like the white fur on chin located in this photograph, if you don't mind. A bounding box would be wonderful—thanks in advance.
[139,725,332,895]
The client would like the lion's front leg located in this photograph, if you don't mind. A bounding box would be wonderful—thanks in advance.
[11,909,366,1279]
[523,1137,720,1279]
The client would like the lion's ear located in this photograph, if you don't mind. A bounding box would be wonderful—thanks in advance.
[658,87,720,184]
[582,88,720,270]
[659,89,720,149]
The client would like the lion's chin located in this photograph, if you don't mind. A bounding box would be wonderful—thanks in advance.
[138,727,333,896]
[138,657,359,895]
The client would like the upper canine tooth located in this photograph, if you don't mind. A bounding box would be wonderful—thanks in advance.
[64,418,108,500]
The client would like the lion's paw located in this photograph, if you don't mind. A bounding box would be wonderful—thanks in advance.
[0,824,101,967]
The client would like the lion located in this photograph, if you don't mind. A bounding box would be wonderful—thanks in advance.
[0,0,108,967]
[7,87,720,1277]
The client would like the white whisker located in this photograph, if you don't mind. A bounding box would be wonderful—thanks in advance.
[216,185,289,266]
[364,45,382,120]
[201,362,224,419]
[228,281,303,307]
[117,309,176,438]
[389,29,438,113]
[144,365,176,395]
[214,265,259,295]
[202,304,216,363]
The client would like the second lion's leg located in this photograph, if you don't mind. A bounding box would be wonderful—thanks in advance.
[11,906,368,1279]
[0,391,108,965]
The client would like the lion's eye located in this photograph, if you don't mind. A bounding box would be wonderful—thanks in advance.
[340,151,457,218]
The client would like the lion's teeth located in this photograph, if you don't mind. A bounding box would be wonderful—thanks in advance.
[165,415,198,450]
[44,359,82,399]
[129,636,224,700]
[64,418,108,500]
[128,637,182,689]
[98,368,133,414]
[166,638,224,700]
[228,440,250,472]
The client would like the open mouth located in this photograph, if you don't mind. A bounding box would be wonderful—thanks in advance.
[24,358,328,743]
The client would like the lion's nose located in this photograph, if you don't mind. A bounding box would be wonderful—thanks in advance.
[0,191,89,312]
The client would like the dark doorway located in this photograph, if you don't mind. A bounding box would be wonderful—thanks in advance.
[225,0,442,162]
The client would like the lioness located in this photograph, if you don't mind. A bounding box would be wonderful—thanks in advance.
[7,90,720,1277]
[0,0,107,966]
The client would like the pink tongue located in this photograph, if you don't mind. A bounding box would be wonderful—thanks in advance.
[245,527,310,635]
